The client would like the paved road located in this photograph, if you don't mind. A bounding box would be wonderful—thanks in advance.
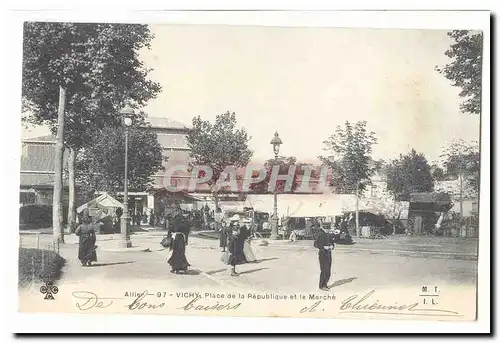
[19,232,478,294]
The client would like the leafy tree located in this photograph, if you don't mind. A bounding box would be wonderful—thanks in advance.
[249,156,312,194]
[431,165,446,182]
[319,121,378,194]
[186,111,253,205]
[441,140,480,190]
[319,121,377,237]
[372,159,387,174]
[386,149,434,201]
[440,140,480,218]
[22,22,161,240]
[436,30,483,114]
[76,125,166,200]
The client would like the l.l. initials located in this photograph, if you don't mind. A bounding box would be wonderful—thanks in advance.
[423,297,439,305]
[420,285,439,305]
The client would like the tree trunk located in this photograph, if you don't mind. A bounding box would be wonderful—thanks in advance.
[66,147,76,233]
[459,173,464,219]
[355,183,360,237]
[53,86,66,243]
[392,199,397,235]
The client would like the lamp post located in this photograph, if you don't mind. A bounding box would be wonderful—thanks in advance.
[270,132,282,240]
[119,105,134,248]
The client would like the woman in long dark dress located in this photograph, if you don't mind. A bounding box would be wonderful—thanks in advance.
[167,231,190,273]
[228,224,246,276]
[236,224,249,264]
[75,216,97,267]
[219,222,229,252]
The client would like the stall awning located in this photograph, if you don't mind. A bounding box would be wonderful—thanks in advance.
[219,201,247,213]
[244,194,368,217]
[77,192,124,214]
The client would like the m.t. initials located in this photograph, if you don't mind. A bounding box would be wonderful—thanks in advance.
[421,285,439,305]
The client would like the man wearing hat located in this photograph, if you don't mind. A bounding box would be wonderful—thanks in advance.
[313,222,335,291]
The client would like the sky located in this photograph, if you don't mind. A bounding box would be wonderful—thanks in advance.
[22,25,481,165]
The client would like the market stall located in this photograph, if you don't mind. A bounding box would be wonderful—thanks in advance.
[76,193,124,233]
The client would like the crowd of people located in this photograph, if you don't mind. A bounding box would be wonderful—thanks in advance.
[162,208,258,277]
[75,205,337,290]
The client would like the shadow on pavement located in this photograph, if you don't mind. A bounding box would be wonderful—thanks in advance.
[238,268,269,275]
[205,268,227,276]
[175,269,201,276]
[256,257,279,263]
[328,277,358,289]
[90,261,135,267]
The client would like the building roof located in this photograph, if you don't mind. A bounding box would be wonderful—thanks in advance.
[22,135,56,143]
[146,117,191,130]
[410,192,451,204]
[20,143,69,171]
[20,137,69,188]
[157,133,190,151]
[20,173,69,187]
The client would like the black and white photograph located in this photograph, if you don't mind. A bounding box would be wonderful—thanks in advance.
[8,9,490,334]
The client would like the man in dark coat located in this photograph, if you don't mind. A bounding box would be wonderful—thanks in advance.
[313,224,335,291]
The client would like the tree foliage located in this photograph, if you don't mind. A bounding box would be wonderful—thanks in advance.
[319,121,377,193]
[249,156,312,193]
[75,125,166,200]
[186,111,253,193]
[436,30,483,115]
[386,149,434,201]
[431,165,446,182]
[22,22,161,149]
[440,140,480,193]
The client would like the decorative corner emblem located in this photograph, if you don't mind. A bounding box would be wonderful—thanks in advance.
[40,281,59,300]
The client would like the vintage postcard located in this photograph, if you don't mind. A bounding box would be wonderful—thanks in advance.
[11,9,490,333]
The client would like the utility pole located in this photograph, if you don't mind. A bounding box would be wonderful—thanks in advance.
[53,86,66,243]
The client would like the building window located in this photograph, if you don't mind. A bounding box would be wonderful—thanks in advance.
[370,185,377,197]
[20,192,36,205]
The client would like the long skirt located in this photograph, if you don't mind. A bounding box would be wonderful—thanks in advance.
[78,236,97,263]
[229,251,246,266]
[243,241,257,262]
[219,230,228,248]
[167,236,190,272]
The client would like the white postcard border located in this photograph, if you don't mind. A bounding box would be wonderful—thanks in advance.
[3,7,492,334]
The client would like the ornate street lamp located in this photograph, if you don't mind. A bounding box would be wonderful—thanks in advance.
[119,104,134,248]
[270,132,282,240]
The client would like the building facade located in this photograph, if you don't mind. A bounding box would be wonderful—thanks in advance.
[19,136,69,207]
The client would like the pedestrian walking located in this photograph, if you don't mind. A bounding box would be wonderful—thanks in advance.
[228,223,245,276]
[167,231,190,274]
[313,224,335,291]
[220,221,229,252]
[75,215,97,267]
[241,219,257,263]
